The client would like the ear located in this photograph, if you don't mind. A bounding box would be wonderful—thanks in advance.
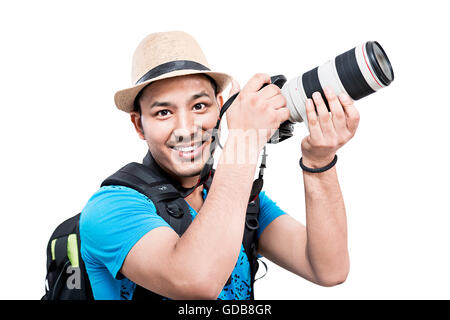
[215,93,224,113]
[130,112,145,140]
[217,79,239,112]
[217,94,224,109]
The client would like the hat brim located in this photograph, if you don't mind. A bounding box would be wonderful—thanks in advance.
[114,70,232,113]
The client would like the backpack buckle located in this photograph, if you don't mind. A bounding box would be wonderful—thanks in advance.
[245,216,259,230]
[166,203,184,218]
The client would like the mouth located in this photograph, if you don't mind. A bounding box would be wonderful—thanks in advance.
[169,139,209,161]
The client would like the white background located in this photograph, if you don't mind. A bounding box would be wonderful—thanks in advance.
[1,0,449,300]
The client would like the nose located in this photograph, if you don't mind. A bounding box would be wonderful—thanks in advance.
[173,110,197,144]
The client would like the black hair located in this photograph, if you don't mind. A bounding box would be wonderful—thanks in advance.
[133,74,218,115]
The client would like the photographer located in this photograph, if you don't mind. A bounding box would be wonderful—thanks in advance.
[79,31,359,300]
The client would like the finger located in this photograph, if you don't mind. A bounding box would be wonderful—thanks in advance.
[275,106,290,124]
[305,98,323,142]
[338,93,360,134]
[312,91,335,136]
[259,84,281,100]
[228,79,240,99]
[267,93,287,110]
[241,73,271,93]
[323,87,348,134]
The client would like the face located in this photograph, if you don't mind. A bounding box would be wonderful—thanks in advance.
[130,74,223,187]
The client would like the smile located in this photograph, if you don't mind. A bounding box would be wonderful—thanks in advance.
[172,142,203,152]
[170,140,208,160]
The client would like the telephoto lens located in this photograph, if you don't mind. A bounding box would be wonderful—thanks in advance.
[281,41,394,127]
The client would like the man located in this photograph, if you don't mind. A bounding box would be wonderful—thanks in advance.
[80,31,359,300]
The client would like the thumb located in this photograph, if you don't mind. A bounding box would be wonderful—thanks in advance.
[228,79,240,99]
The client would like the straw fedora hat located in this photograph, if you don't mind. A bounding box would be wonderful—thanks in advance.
[114,31,232,113]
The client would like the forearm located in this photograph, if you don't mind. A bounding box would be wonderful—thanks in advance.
[303,165,350,285]
[173,138,259,292]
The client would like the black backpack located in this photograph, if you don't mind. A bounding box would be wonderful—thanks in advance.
[42,153,262,300]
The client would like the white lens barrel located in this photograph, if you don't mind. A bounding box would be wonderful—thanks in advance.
[317,59,349,98]
[281,41,393,130]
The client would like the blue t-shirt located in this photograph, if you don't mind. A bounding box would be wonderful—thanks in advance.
[80,185,286,300]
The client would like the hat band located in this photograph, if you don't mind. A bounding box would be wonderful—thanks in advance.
[135,60,210,85]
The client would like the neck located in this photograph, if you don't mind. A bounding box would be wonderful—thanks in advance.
[184,183,203,199]
[183,184,204,212]
[177,174,201,189]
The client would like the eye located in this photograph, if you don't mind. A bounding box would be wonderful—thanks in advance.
[193,103,207,111]
[156,109,171,117]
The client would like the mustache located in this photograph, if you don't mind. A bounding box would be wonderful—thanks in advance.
[167,129,216,147]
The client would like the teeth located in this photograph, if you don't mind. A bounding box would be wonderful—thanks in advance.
[179,146,195,152]
[173,142,203,152]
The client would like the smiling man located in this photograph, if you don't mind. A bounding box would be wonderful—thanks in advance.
[79,31,359,300]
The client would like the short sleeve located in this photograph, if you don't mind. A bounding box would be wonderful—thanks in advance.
[80,185,171,279]
[257,191,287,239]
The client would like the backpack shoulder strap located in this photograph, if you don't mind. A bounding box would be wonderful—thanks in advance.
[101,162,192,236]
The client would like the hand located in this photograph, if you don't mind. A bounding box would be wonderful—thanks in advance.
[301,87,360,168]
[225,74,290,151]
